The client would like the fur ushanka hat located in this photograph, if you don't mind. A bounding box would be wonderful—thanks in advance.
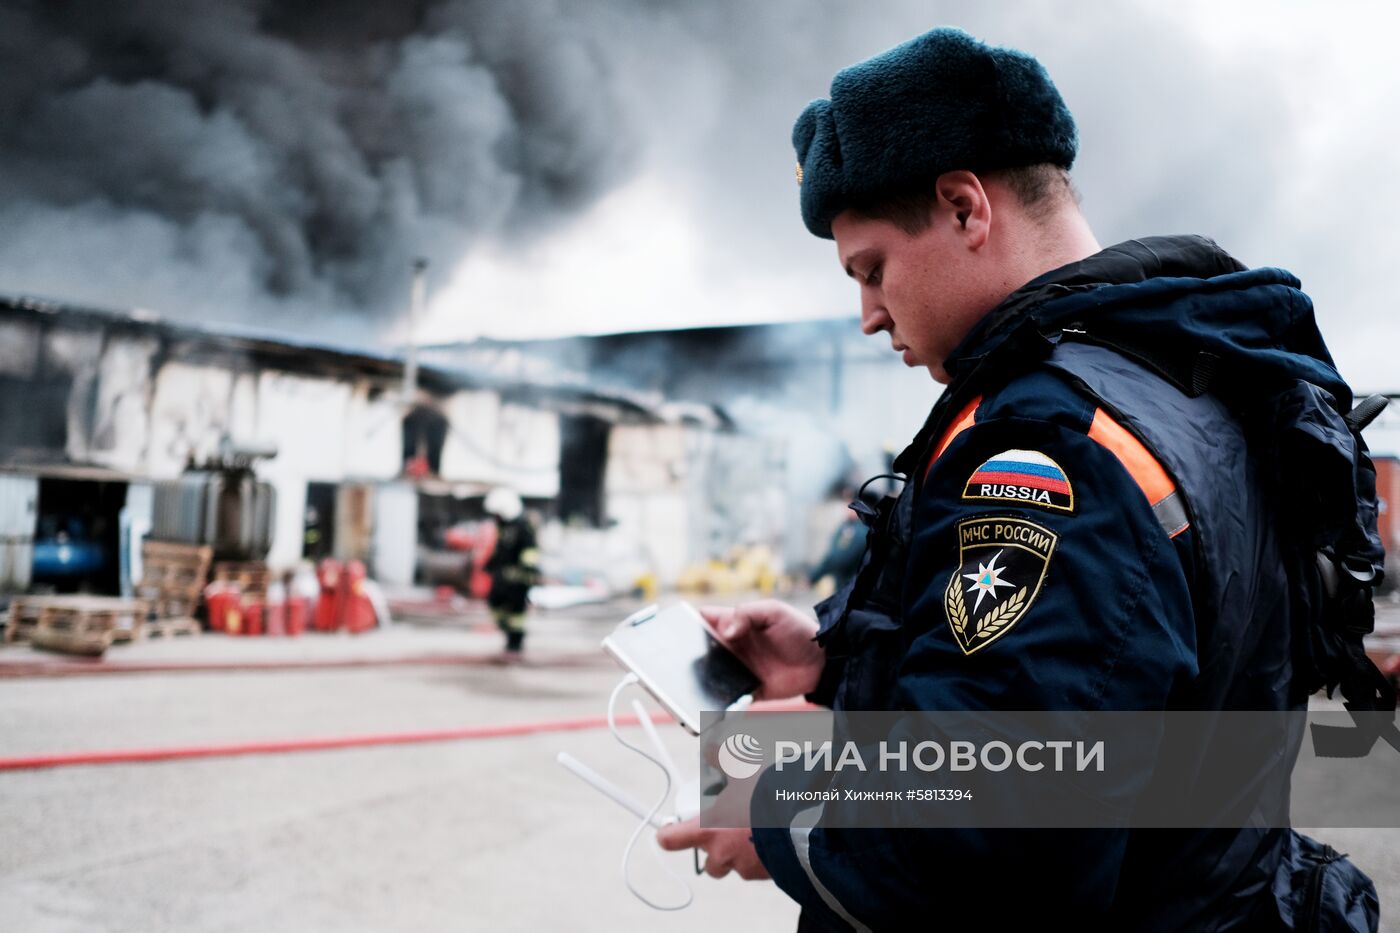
[793,27,1078,239]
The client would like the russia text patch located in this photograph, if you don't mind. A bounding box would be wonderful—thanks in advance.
[944,516,1057,655]
[962,449,1074,512]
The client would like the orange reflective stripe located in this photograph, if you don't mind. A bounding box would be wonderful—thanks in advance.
[925,395,982,480]
[921,397,1187,538]
[1086,408,1176,506]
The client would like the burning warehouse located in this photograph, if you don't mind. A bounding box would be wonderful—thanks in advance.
[0,294,700,612]
[1,292,916,625]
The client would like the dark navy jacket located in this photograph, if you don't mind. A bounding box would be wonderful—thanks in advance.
[751,236,1383,932]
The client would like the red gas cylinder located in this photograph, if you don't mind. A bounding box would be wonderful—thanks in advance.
[286,597,307,636]
[204,582,238,633]
[224,593,246,636]
[342,560,377,634]
[264,582,287,637]
[244,598,264,637]
[315,559,341,632]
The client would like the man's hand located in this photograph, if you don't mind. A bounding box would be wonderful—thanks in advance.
[701,600,825,701]
[656,817,771,880]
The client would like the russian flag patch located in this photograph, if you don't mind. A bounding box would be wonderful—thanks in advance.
[962,449,1075,513]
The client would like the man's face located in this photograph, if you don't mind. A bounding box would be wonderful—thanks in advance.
[831,207,989,383]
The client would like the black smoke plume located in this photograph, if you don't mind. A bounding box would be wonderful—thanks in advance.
[0,0,643,325]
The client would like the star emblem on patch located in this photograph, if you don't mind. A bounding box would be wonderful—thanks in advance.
[963,549,1016,612]
[944,517,1057,655]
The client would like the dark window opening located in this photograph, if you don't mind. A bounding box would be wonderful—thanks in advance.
[558,415,610,527]
[402,405,448,477]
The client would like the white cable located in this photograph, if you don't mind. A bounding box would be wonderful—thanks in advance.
[631,697,681,782]
[608,673,694,911]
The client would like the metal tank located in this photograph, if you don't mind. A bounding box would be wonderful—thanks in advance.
[149,442,277,561]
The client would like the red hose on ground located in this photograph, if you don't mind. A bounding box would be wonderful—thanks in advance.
[0,652,611,678]
[0,700,814,773]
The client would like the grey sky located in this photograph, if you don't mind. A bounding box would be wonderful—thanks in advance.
[0,1,1394,389]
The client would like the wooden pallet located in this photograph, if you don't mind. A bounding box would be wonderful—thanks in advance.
[27,596,148,656]
[142,540,214,575]
[30,626,110,657]
[145,616,201,638]
[3,596,47,644]
[137,591,202,621]
[140,541,214,620]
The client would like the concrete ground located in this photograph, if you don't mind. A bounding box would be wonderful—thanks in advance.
[0,601,801,932]
[1,599,1398,931]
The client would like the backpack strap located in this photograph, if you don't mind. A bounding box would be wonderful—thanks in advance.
[1052,328,1394,713]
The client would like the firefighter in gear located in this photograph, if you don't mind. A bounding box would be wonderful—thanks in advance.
[482,488,539,658]
[658,27,1386,931]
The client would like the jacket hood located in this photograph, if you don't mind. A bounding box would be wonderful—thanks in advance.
[944,234,1354,411]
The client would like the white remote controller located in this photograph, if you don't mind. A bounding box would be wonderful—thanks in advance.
[557,696,698,824]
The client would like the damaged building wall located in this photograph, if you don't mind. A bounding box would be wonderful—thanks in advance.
[85,335,160,471]
[49,327,106,468]
[0,307,572,579]
[347,383,409,480]
[604,422,690,587]
[685,429,788,566]
[147,362,241,476]
[255,371,357,569]
[0,319,41,379]
[0,473,38,593]
[594,422,785,587]
[536,418,679,593]
[603,424,835,582]
[457,322,934,486]
[0,319,59,457]
[438,392,560,498]
[436,323,934,572]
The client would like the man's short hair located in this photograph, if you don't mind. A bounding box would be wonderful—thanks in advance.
[846,164,1078,236]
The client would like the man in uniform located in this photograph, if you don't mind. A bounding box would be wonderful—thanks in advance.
[659,27,1388,930]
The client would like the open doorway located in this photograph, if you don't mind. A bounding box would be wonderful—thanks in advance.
[303,481,337,561]
[33,478,126,594]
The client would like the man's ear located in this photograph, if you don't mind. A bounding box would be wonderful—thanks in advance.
[934,170,991,249]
